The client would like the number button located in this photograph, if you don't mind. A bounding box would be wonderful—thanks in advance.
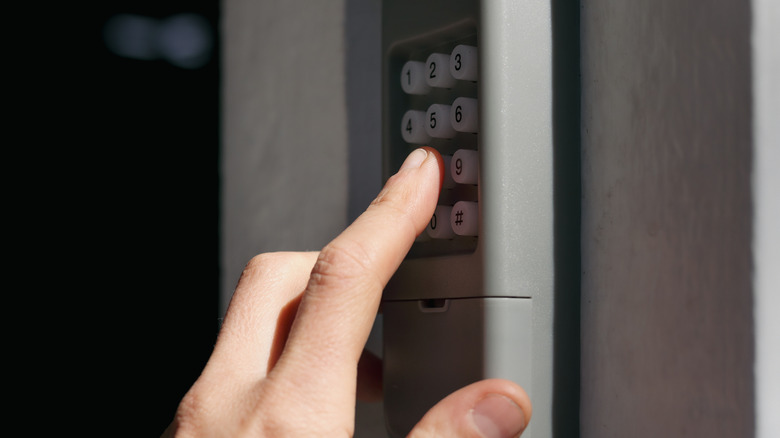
[401,61,431,95]
[426,205,455,239]
[450,45,478,81]
[451,149,479,185]
[450,97,478,133]
[450,201,479,236]
[425,53,457,88]
[401,110,431,144]
[425,104,457,139]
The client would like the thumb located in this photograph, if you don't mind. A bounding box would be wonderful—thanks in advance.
[408,379,532,438]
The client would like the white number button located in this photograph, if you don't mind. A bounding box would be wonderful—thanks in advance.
[452,149,479,185]
[450,45,478,81]
[427,205,455,239]
[401,110,431,144]
[425,104,456,138]
[401,61,431,95]
[451,201,479,236]
[450,97,478,133]
[426,53,457,88]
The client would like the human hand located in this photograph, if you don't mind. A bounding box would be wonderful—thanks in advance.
[163,147,532,437]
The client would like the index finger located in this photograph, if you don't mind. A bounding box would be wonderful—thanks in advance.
[271,147,443,395]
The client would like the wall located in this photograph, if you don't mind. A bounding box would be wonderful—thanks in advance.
[580,1,755,436]
[221,0,385,435]
[221,1,349,308]
[753,1,780,437]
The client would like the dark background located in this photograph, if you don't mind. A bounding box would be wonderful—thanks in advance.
[75,2,221,434]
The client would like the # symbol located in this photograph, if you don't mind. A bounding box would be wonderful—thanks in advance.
[454,210,464,226]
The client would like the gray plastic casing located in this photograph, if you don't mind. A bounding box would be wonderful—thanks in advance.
[381,1,555,437]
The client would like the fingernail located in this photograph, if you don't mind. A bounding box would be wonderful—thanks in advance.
[398,148,429,171]
[471,394,526,438]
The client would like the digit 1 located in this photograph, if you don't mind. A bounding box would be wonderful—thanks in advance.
[406,68,411,85]
[455,158,463,175]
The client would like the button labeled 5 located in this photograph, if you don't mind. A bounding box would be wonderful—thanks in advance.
[426,104,456,138]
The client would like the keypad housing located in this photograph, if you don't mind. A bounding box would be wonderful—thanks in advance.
[386,25,480,258]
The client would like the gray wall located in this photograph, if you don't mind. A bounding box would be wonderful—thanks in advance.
[752,1,780,437]
[220,0,385,435]
[222,0,778,436]
[580,1,755,436]
[221,1,349,310]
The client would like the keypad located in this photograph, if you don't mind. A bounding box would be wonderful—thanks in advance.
[397,40,480,250]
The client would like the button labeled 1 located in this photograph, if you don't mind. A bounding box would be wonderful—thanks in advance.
[400,61,431,95]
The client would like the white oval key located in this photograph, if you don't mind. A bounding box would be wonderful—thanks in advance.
[450,201,479,236]
[451,149,479,185]
[401,61,431,95]
[401,110,431,144]
[427,205,455,239]
[450,45,478,81]
[425,104,456,139]
[450,97,479,133]
[426,53,457,88]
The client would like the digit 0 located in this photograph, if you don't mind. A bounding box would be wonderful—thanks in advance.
[430,213,437,230]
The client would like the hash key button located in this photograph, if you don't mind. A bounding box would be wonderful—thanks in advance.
[450,201,478,236]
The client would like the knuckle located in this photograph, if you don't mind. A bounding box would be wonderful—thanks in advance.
[171,385,216,436]
[308,241,376,291]
[238,252,315,289]
[242,253,282,279]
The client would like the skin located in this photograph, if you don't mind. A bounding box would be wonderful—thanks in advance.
[163,147,532,437]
